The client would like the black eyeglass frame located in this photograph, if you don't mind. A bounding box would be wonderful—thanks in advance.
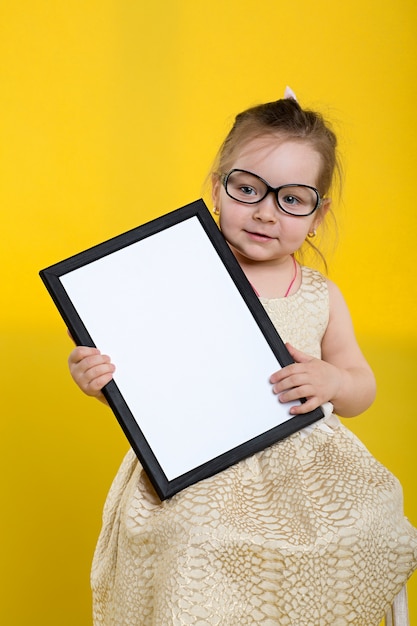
[221,168,323,217]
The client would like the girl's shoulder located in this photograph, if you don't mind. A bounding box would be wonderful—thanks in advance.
[299,266,348,312]
[301,269,356,339]
[300,265,326,280]
[299,265,329,293]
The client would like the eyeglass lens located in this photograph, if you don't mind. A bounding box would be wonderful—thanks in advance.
[225,170,318,216]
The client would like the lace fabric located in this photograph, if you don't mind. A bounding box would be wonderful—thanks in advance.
[91,267,417,625]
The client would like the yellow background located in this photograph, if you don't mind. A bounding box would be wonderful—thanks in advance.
[1,1,416,623]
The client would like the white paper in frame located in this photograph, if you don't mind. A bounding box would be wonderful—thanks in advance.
[40,199,323,500]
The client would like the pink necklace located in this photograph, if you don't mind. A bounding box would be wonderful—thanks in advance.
[251,255,298,298]
[284,255,298,297]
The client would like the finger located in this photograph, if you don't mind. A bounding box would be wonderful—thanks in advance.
[69,351,113,375]
[75,362,115,396]
[270,362,302,384]
[73,358,115,384]
[84,370,115,395]
[277,384,313,404]
[79,354,113,373]
[288,397,321,415]
[68,346,101,366]
[80,360,115,380]
[271,367,307,390]
[285,343,312,364]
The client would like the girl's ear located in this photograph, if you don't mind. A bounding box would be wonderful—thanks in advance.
[211,173,221,207]
[313,197,331,229]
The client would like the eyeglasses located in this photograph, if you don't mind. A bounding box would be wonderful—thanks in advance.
[221,169,322,217]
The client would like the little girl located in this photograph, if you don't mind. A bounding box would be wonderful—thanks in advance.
[69,92,417,625]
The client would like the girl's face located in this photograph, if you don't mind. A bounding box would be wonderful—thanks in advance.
[212,138,329,268]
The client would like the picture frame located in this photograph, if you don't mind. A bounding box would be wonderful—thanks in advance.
[40,199,323,500]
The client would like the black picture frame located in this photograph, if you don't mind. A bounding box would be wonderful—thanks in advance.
[40,199,323,500]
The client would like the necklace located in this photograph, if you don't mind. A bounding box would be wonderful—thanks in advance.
[250,255,298,298]
[284,255,298,297]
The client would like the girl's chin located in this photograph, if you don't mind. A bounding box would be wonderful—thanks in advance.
[229,245,281,265]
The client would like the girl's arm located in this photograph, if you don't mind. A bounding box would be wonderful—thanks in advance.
[270,280,376,417]
[68,345,115,405]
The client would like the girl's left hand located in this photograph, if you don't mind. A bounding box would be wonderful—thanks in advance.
[270,343,342,415]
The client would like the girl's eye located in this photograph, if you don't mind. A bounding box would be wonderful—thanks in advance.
[239,185,257,196]
[282,194,300,205]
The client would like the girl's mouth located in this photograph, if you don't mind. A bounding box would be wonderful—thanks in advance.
[246,231,274,242]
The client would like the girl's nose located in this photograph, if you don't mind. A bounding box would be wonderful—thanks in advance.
[253,194,278,222]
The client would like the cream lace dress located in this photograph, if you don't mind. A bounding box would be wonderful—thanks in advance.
[91,267,417,625]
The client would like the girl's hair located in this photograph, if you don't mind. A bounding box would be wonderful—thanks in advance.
[211,98,342,270]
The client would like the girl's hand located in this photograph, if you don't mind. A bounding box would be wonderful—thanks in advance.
[270,343,342,415]
[68,346,115,405]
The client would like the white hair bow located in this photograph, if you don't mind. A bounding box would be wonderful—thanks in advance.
[284,86,297,101]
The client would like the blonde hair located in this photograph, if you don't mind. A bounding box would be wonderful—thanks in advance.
[211,98,342,270]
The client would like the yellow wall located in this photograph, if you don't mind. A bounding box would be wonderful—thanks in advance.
[1,1,416,623]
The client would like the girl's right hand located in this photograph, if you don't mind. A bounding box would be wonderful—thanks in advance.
[68,346,115,404]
